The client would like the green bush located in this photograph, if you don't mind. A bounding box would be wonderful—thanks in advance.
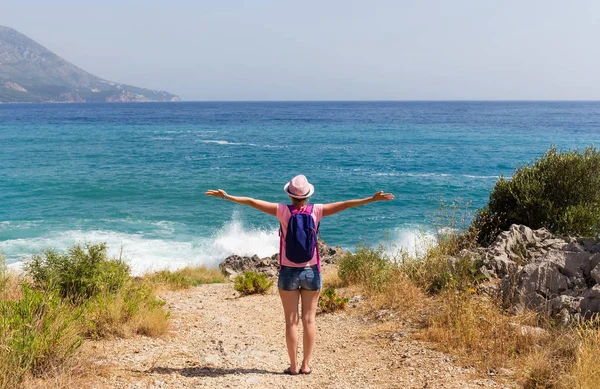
[25,243,130,302]
[318,287,349,313]
[0,283,83,388]
[0,244,171,387]
[338,245,391,294]
[234,272,273,295]
[474,146,600,245]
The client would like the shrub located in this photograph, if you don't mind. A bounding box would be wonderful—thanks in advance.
[24,243,169,339]
[0,284,83,389]
[318,287,349,313]
[83,279,168,339]
[25,243,130,302]
[338,245,391,294]
[401,245,484,294]
[0,244,171,388]
[474,146,600,245]
[146,266,225,290]
[234,272,273,295]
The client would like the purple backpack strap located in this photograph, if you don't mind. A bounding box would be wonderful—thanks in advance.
[278,224,283,271]
[305,204,320,272]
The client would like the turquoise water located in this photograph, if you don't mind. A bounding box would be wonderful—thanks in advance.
[1,101,598,273]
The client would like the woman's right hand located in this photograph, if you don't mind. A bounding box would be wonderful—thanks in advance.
[372,191,394,201]
[206,189,227,199]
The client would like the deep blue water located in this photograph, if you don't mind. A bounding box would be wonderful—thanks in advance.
[0,101,598,273]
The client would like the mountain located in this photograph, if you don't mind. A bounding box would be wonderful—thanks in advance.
[0,26,180,103]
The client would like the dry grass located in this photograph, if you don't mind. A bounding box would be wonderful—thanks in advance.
[132,304,171,337]
[1,270,24,301]
[85,283,169,339]
[415,289,593,388]
[371,269,426,313]
[321,266,344,289]
[558,321,600,389]
[146,265,225,291]
[21,346,109,389]
[421,291,543,370]
[335,237,593,387]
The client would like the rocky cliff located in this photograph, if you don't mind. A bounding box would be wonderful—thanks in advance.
[0,26,180,103]
[481,224,600,324]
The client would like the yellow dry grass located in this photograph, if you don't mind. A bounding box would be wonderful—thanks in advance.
[372,269,426,312]
[558,321,600,389]
[421,291,541,369]
[145,265,225,291]
[21,346,108,389]
[335,241,593,388]
[1,270,24,301]
[321,266,344,289]
[86,287,169,339]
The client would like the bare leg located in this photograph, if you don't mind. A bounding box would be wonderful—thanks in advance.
[300,288,320,373]
[279,289,300,374]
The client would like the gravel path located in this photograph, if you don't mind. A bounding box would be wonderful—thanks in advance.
[88,283,516,389]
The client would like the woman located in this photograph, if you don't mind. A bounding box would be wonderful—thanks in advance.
[206,175,394,375]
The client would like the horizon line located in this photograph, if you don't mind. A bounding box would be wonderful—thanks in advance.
[179,99,600,103]
[3,99,600,105]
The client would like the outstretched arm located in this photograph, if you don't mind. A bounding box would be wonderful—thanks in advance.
[205,189,278,216]
[322,191,394,217]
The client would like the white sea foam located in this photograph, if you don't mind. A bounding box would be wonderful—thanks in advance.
[0,220,44,230]
[0,217,279,276]
[462,174,499,179]
[199,139,245,146]
[198,139,285,148]
[379,227,436,259]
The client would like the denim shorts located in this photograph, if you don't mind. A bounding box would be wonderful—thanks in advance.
[278,265,322,291]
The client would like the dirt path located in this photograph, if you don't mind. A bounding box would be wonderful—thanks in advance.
[87,283,516,389]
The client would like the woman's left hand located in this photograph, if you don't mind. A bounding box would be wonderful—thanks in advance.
[372,191,394,201]
[206,189,227,199]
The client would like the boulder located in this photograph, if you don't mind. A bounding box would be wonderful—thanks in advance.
[580,285,600,318]
[481,224,600,323]
[318,238,348,265]
[508,323,550,340]
[219,240,348,279]
[590,262,600,284]
[482,225,567,279]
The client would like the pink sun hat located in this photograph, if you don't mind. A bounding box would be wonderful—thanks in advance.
[283,175,315,199]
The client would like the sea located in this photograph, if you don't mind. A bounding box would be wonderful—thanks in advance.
[1,101,598,274]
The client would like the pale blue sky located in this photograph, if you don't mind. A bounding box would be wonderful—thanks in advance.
[1,1,599,101]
